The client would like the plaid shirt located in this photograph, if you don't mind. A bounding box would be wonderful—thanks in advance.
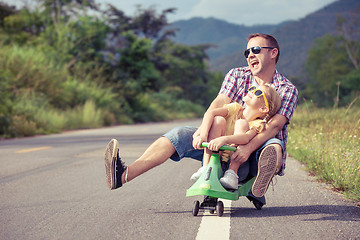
[219,67,298,175]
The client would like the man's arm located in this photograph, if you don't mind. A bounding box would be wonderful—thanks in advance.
[208,94,232,111]
[231,114,287,163]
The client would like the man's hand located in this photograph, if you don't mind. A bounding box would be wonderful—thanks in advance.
[231,144,253,164]
[192,135,206,149]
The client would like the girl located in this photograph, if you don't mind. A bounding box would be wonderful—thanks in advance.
[191,84,281,190]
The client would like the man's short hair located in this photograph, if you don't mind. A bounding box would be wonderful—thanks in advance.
[247,33,280,63]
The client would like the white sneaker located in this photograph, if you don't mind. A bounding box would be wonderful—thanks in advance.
[190,166,206,182]
[220,169,239,190]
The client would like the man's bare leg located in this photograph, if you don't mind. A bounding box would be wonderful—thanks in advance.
[121,136,176,184]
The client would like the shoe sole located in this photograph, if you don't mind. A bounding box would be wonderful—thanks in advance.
[104,139,119,190]
[252,145,277,198]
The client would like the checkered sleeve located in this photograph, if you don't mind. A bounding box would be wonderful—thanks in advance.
[219,69,238,99]
[219,67,249,102]
[278,85,299,123]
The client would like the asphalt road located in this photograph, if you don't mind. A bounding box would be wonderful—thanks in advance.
[1,119,359,240]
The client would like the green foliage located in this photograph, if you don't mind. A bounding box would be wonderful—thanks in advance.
[0,2,16,26]
[1,45,64,101]
[0,2,218,138]
[0,71,14,136]
[131,92,204,122]
[338,68,360,105]
[155,40,217,106]
[117,31,161,90]
[303,34,360,107]
[131,5,176,40]
[60,78,118,110]
[65,100,103,129]
[0,43,121,137]
[1,7,44,45]
[288,105,360,202]
[303,35,351,106]
[302,9,360,107]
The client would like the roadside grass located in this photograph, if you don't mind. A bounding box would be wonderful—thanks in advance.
[287,104,360,203]
[11,100,105,136]
[0,44,205,138]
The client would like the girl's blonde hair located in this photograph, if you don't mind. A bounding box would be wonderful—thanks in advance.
[250,84,281,133]
[261,84,281,122]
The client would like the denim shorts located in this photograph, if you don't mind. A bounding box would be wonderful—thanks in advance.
[163,126,284,181]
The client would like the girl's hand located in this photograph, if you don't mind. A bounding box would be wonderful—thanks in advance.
[208,137,227,151]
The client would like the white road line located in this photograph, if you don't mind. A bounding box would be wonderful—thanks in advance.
[196,199,231,240]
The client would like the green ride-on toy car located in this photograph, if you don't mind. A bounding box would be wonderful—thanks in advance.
[186,142,263,217]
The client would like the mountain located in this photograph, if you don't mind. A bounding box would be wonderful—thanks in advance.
[169,17,283,60]
[168,0,360,79]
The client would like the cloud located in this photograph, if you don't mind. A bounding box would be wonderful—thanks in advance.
[182,0,337,25]
[101,0,197,15]
[9,0,336,26]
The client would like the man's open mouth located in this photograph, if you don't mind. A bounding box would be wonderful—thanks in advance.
[251,60,259,68]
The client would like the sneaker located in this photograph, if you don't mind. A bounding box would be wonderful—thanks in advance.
[252,145,278,197]
[220,169,239,190]
[104,139,127,190]
[190,166,206,182]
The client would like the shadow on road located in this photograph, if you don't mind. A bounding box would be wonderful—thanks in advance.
[231,204,360,221]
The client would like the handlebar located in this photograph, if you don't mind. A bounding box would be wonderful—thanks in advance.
[201,142,237,152]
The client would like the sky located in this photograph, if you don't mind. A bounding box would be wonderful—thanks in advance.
[9,0,338,26]
[100,0,338,26]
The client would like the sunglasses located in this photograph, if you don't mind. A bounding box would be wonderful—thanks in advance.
[248,86,269,109]
[244,46,274,58]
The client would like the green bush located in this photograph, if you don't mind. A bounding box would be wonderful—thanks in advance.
[133,92,204,122]
[0,44,122,137]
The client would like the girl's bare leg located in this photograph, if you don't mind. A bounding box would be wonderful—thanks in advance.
[228,119,249,172]
[203,116,227,166]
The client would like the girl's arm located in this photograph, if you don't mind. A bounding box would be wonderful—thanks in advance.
[200,108,228,139]
[221,130,257,145]
[193,94,232,138]
[231,114,287,163]
[193,107,228,149]
[207,119,257,150]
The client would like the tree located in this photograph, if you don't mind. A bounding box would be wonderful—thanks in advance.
[131,5,176,40]
[303,34,360,107]
[0,1,219,127]
[0,2,17,27]
[37,0,98,25]
[158,41,215,105]
[336,7,360,70]
[302,7,360,107]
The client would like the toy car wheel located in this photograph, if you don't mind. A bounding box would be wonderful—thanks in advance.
[192,201,200,216]
[209,209,215,214]
[216,201,224,217]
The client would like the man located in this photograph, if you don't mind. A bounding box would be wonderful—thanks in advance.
[104,33,298,206]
